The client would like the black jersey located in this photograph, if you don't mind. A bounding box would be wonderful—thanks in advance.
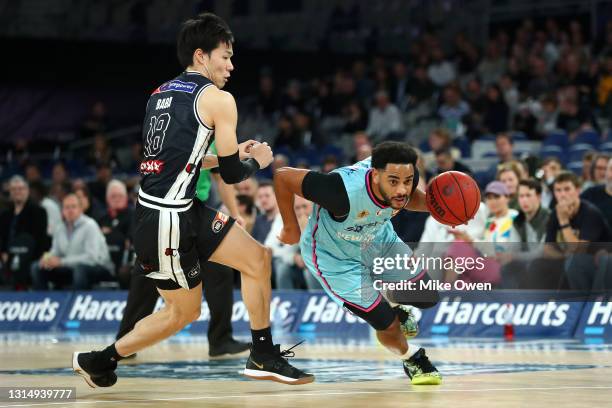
[138,71,215,211]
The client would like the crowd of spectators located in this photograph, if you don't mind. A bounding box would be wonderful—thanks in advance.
[2,17,612,292]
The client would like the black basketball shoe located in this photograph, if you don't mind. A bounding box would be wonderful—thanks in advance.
[244,342,315,385]
[72,351,118,388]
[403,347,442,385]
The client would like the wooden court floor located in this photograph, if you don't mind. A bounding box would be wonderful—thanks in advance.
[0,334,611,407]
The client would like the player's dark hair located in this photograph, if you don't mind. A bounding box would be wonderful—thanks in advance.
[177,13,234,69]
[518,178,542,195]
[371,142,418,170]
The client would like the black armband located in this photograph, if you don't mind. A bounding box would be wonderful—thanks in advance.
[217,151,260,184]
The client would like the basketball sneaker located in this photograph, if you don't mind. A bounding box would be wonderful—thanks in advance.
[244,342,315,385]
[403,348,442,385]
[394,305,418,339]
[72,351,118,388]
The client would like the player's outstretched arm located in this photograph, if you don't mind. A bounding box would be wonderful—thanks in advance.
[273,167,311,244]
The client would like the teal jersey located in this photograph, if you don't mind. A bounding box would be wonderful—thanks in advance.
[300,158,398,262]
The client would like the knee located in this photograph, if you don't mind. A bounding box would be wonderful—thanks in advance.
[168,303,201,330]
[245,245,272,280]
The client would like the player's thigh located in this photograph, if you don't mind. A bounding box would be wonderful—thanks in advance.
[208,223,268,275]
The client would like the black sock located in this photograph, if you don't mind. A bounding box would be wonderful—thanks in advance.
[98,343,124,366]
[251,327,274,354]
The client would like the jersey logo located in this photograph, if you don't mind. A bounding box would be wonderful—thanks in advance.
[144,113,171,157]
[140,160,165,175]
[357,210,370,219]
[152,80,197,94]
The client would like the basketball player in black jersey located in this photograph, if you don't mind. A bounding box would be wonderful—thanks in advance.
[72,13,314,386]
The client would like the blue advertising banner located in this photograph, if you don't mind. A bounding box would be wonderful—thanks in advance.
[0,291,72,331]
[0,290,599,341]
[574,297,612,342]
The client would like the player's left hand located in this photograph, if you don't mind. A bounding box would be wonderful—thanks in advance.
[238,139,259,160]
[278,225,301,245]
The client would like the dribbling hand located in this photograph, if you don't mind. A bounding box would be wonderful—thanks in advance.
[238,139,259,160]
[250,142,273,169]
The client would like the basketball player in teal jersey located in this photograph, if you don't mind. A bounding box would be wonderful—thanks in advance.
[274,141,442,385]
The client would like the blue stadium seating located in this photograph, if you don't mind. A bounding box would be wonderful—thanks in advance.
[574,130,600,146]
[543,130,569,147]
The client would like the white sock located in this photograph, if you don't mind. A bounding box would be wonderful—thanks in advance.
[400,343,419,360]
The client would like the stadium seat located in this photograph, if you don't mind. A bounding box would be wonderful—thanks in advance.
[574,130,600,146]
[599,141,612,153]
[543,130,569,147]
[452,137,471,158]
[511,131,527,141]
[540,145,565,160]
[568,143,595,162]
[567,161,583,175]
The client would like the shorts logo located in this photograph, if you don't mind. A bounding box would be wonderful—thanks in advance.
[140,160,164,175]
[187,265,200,278]
[212,212,229,234]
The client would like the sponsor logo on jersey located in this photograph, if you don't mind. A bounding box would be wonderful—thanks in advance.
[212,212,229,233]
[356,210,369,219]
[152,80,198,95]
[140,160,164,175]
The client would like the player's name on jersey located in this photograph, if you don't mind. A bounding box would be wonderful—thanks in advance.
[372,279,492,292]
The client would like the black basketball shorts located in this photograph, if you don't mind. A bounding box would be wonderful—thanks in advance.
[132,197,235,290]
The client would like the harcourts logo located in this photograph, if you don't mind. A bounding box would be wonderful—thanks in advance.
[434,298,569,327]
[586,302,612,325]
[301,296,367,324]
[0,298,59,322]
[68,295,126,321]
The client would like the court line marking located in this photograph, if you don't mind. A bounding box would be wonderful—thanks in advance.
[2,385,612,407]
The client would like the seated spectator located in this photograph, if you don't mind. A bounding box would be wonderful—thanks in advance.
[236,194,257,235]
[438,85,470,135]
[494,133,515,165]
[498,179,551,288]
[322,155,339,173]
[428,47,456,87]
[535,94,559,137]
[235,176,259,199]
[483,84,510,134]
[89,162,113,206]
[98,180,133,288]
[350,131,372,163]
[365,90,402,141]
[497,162,523,210]
[73,183,105,222]
[539,157,563,209]
[444,181,519,286]
[274,115,299,150]
[582,153,610,190]
[543,172,612,290]
[434,149,472,176]
[422,128,461,171]
[407,65,435,107]
[0,176,48,289]
[31,194,113,290]
[581,157,612,229]
[29,181,62,237]
[24,162,43,185]
[292,195,320,290]
[251,181,278,244]
[581,151,596,188]
[513,102,538,140]
[342,101,368,133]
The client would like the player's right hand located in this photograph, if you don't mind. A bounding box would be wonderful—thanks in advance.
[278,225,301,245]
[238,139,259,160]
[250,142,273,169]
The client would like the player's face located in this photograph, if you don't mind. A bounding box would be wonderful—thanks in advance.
[373,163,414,210]
[204,42,234,88]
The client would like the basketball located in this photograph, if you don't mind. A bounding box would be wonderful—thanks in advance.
[426,171,481,227]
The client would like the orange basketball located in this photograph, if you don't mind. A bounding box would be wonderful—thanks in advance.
[426,171,481,227]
